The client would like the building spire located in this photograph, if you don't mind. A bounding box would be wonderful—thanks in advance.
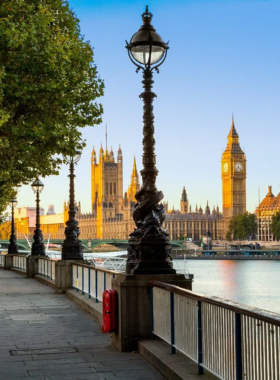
[127,156,140,203]
[228,115,238,138]
[181,186,187,202]
[132,156,137,176]
[223,116,243,154]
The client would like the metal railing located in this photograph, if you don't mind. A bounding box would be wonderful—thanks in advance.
[0,254,5,267]
[149,281,280,380]
[38,258,56,280]
[72,264,117,302]
[12,255,27,271]
[88,257,127,272]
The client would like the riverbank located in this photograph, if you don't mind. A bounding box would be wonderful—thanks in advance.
[173,255,280,260]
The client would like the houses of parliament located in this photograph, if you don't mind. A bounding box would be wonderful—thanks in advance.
[12,118,247,242]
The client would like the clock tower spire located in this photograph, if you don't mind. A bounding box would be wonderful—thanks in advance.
[221,117,246,233]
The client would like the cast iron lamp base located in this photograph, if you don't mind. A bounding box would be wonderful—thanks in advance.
[62,243,83,260]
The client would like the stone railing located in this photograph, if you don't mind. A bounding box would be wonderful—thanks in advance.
[12,255,27,271]
[0,253,5,267]
[38,257,56,280]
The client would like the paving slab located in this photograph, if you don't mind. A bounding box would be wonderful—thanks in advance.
[0,270,166,380]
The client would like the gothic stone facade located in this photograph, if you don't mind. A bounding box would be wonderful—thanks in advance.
[12,119,247,241]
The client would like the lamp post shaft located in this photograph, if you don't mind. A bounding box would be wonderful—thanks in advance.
[8,203,19,254]
[31,190,46,256]
[68,161,76,222]
[36,191,40,229]
[140,69,158,186]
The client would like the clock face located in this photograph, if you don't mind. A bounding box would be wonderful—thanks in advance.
[223,163,228,173]
[235,162,243,172]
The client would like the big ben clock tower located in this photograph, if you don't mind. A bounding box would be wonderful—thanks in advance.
[221,117,246,231]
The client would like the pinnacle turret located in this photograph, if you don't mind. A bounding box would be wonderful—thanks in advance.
[181,186,187,202]
[127,156,140,203]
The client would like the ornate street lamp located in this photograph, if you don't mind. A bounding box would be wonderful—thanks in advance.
[207,231,211,251]
[31,178,46,256]
[62,151,83,260]
[126,6,175,274]
[8,199,19,254]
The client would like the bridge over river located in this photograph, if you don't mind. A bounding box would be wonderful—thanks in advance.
[0,239,184,251]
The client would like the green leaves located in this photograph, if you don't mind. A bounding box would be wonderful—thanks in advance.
[227,212,257,241]
[0,0,104,213]
[270,212,280,240]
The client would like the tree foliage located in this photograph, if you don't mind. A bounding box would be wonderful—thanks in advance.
[270,212,280,240]
[0,0,104,214]
[227,212,257,241]
[0,221,10,239]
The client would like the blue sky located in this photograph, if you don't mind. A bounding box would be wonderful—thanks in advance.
[16,0,280,215]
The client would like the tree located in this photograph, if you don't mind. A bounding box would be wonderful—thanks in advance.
[227,212,257,241]
[270,212,280,240]
[0,220,11,239]
[0,0,104,214]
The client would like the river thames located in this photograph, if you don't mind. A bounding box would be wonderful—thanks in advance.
[174,259,280,315]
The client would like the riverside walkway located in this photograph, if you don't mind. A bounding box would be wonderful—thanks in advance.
[0,270,165,380]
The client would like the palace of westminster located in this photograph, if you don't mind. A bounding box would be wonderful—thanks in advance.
[11,118,275,242]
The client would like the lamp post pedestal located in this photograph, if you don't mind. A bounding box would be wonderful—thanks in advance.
[8,234,19,254]
[127,236,174,275]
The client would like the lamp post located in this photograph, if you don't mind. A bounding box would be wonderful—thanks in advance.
[125,7,175,274]
[62,152,83,260]
[31,178,46,256]
[207,231,211,251]
[8,199,19,254]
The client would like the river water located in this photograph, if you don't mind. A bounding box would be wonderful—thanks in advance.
[174,259,280,315]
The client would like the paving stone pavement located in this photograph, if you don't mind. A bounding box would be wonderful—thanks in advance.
[0,270,166,380]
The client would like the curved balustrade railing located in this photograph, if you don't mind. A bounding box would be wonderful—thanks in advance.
[12,255,27,271]
[38,258,56,280]
[72,264,117,302]
[149,281,280,380]
[0,254,5,267]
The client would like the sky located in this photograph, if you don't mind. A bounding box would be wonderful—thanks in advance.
[15,0,280,215]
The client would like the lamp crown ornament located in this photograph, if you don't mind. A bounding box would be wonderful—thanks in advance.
[126,6,168,72]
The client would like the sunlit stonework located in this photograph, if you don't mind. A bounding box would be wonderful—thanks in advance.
[221,117,246,232]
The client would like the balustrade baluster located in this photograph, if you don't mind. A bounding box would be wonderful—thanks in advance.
[170,292,175,354]
[95,269,98,302]
[82,267,84,295]
[235,312,242,380]
[197,300,203,374]
[88,268,91,298]
[150,286,154,339]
